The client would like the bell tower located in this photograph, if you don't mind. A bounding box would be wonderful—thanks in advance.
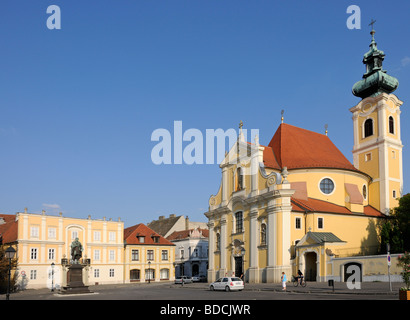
[350,24,403,214]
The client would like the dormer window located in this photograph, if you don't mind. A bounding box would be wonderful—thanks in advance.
[138,236,145,243]
[152,236,160,243]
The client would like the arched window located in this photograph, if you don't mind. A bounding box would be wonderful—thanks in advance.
[260,223,266,246]
[364,118,373,138]
[389,116,395,134]
[216,233,220,251]
[362,185,367,200]
[130,269,140,281]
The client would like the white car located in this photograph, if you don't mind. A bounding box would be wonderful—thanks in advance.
[209,277,244,292]
[174,276,192,284]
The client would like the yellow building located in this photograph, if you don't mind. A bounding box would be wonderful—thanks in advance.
[123,223,175,283]
[6,209,125,289]
[205,28,404,283]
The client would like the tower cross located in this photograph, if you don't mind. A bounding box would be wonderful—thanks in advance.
[369,19,376,30]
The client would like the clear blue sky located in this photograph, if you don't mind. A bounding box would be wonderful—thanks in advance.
[1,0,409,228]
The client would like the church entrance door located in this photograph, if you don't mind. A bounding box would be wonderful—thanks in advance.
[305,252,317,281]
[234,256,243,278]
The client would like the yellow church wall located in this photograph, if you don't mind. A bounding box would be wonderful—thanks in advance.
[388,147,400,179]
[312,213,380,257]
[358,148,379,180]
[368,181,380,211]
[287,169,369,209]
[358,107,378,142]
[389,180,401,209]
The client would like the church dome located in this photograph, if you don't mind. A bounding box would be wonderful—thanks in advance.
[352,27,399,99]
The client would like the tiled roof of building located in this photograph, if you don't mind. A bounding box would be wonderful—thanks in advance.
[265,123,359,172]
[291,197,384,217]
[0,214,17,244]
[166,228,209,241]
[124,223,175,246]
[147,215,182,237]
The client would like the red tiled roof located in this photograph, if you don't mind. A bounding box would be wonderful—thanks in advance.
[166,228,209,241]
[0,214,18,244]
[291,197,384,217]
[124,223,175,246]
[266,123,359,172]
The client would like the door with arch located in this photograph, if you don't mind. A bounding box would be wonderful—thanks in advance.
[305,251,317,281]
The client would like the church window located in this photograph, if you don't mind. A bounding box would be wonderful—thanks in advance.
[318,217,324,229]
[236,167,243,191]
[260,223,266,245]
[216,233,220,251]
[393,190,397,198]
[362,185,367,200]
[364,119,373,138]
[365,153,372,162]
[389,116,395,134]
[235,211,243,233]
[295,217,301,229]
[319,178,334,194]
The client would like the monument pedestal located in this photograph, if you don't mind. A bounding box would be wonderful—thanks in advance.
[60,264,92,294]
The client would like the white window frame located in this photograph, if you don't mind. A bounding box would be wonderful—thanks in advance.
[30,226,39,239]
[109,250,115,261]
[48,227,56,240]
[48,248,55,260]
[30,248,38,260]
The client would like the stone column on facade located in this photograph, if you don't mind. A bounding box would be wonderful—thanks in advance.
[266,196,277,283]
[222,166,228,206]
[248,207,259,283]
[220,215,227,277]
[207,220,216,282]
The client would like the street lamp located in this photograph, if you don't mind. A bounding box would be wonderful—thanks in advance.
[148,260,152,284]
[51,262,55,292]
[5,245,16,300]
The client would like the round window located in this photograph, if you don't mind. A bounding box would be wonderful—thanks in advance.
[319,178,334,194]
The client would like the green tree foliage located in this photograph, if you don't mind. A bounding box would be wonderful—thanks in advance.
[0,245,18,294]
[379,193,410,253]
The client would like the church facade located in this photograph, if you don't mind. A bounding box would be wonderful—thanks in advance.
[204,28,404,283]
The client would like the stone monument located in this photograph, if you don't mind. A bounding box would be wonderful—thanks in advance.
[60,238,92,294]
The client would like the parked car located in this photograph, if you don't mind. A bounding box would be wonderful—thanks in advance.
[174,276,192,284]
[209,277,244,291]
[192,276,201,282]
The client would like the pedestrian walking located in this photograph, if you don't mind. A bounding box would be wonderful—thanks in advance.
[281,272,287,291]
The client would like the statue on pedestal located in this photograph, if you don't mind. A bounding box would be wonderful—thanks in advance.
[70,237,83,264]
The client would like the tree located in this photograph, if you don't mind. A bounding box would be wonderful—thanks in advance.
[0,245,18,294]
[377,193,410,254]
[393,193,410,252]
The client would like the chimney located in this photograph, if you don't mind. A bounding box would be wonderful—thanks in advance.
[159,216,165,220]
[185,216,189,230]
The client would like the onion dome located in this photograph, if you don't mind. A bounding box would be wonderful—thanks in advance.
[352,26,399,99]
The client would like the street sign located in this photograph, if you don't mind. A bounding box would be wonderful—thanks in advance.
[387,254,391,266]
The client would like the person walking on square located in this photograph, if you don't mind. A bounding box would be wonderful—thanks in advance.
[281,272,287,291]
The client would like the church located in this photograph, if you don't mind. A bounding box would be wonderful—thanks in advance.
[204,26,404,283]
